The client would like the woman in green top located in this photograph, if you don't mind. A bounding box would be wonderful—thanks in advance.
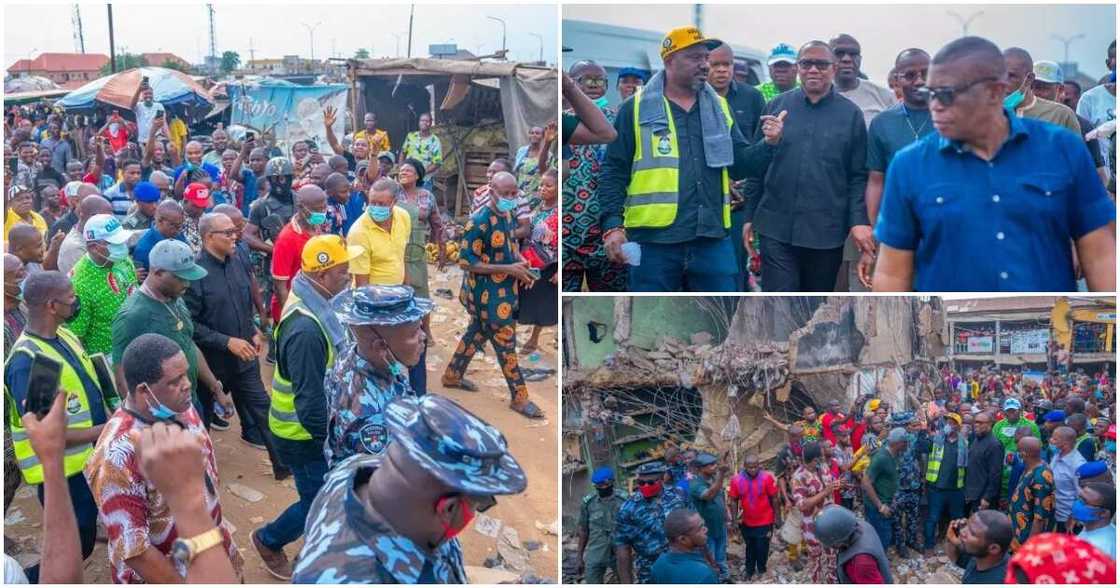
[513,126,551,196]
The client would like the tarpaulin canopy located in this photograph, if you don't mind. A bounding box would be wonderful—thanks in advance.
[57,66,213,111]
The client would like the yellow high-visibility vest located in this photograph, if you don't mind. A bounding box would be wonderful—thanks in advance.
[925,442,965,489]
[624,90,734,229]
[268,300,336,441]
[4,328,99,484]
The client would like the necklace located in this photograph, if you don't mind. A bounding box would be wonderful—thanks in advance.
[141,284,184,331]
[902,105,929,141]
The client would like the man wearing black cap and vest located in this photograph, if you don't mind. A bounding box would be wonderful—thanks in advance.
[292,394,527,583]
[815,505,893,583]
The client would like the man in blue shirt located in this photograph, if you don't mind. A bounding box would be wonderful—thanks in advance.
[650,509,719,584]
[873,36,1116,292]
[172,140,222,184]
[132,200,187,270]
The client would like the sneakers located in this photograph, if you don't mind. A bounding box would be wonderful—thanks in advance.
[251,529,293,581]
[210,415,230,431]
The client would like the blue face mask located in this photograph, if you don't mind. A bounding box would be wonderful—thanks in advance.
[307,211,328,226]
[497,197,518,213]
[1070,499,1105,523]
[107,241,129,262]
[143,384,186,421]
[367,205,392,222]
[1004,88,1025,110]
[1106,440,1116,452]
[594,96,610,109]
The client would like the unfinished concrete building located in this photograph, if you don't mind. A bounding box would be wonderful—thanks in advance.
[561,296,945,524]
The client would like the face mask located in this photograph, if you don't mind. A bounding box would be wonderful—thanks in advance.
[306,209,328,226]
[144,98,153,106]
[437,496,476,542]
[109,123,121,134]
[638,481,662,499]
[1004,80,1027,110]
[594,96,610,109]
[1105,441,1116,452]
[107,241,129,262]
[367,205,392,222]
[65,297,81,320]
[1070,499,1105,523]
[143,383,185,421]
[596,484,614,498]
[370,327,407,376]
[496,197,518,213]
[1049,442,1060,454]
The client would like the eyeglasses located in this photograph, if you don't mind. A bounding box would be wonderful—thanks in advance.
[918,77,998,107]
[580,77,608,88]
[210,229,239,238]
[897,69,929,83]
[798,59,834,71]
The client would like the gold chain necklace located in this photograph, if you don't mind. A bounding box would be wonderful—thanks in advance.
[141,284,184,331]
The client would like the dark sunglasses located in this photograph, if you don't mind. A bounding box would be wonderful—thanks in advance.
[798,59,834,71]
[918,76,998,107]
[635,478,660,486]
[897,69,929,83]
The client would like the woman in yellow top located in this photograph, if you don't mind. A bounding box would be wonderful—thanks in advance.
[4,185,48,245]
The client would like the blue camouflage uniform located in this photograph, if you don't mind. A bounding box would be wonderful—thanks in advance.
[294,394,528,583]
[323,285,434,467]
[614,463,691,583]
[891,412,925,552]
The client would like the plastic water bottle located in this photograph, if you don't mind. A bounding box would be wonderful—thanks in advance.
[620,242,641,266]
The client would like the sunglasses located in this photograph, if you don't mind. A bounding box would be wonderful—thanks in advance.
[798,59,834,71]
[444,493,497,513]
[635,478,660,486]
[918,76,998,107]
[897,69,929,83]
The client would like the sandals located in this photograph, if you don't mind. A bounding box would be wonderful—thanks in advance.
[442,377,479,392]
[511,400,545,419]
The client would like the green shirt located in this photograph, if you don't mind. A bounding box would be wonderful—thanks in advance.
[111,290,198,402]
[756,81,799,103]
[400,131,443,169]
[689,475,728,539]
[68,254,138,356]
[868,447,899,503]
[579,491,627,564]
[994,417,1040,454]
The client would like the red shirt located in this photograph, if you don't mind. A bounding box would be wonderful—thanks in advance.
[821,412,852,446]
[844,553,885,583]
[270,220,313,321]
[728,471,778,527]
[851,422,868,454]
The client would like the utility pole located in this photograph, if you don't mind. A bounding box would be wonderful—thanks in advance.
[693,3,703,30]
[487,16,507,57]
[946,10,983,37]
[331,38,337,59]
[407,4,415,58]
[207,3,217,71]
[249,37,255,64]
[1052,33,1086,76]
[107,4,117,73]
[529,32,543,64]
[302,21,322,62]
[72,4,85,53]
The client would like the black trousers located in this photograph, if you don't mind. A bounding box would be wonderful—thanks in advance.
[209,355,287,473]
[759,235,843,292]
[740,523,773,577]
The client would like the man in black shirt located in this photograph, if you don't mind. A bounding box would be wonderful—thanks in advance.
[944,510,1012,584]
[708,42,767,290]
[965,411,1005,514]
[600,25,785,292]
[184,212,287,479]
[744,41,872,292]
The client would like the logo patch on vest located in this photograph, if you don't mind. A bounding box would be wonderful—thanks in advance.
[359,422,388,455]
[656,134,672,155]
[66,393,81,415]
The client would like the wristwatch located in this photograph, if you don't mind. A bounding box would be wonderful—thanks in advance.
[170,527,224,568]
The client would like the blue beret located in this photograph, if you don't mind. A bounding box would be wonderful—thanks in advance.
[636,461,667,476]
[1077,460,1107,479]
[591,466,614,484]
[617,67,650,82]
[134,181,160,203]
[1044,410,1067,423]
[891,411,915,426]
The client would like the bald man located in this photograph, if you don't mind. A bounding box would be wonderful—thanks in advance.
[269,185,328,322]
[48,181,99,241]
[873,36,1116,292]
[1002,48,1080,136]
[442,170,544,420]
[58,194,113,275]
[831,34,899,127]
[172,140,221,185]
[1008,436,1055,550]
[8,223,47,275]
[4,253,27,351]
[1049,426,1087,530]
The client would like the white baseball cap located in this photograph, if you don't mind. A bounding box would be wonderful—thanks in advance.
[83,214,130,244]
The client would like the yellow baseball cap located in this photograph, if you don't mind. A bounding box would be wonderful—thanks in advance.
[660,26,723,60]
[301,235,363,273]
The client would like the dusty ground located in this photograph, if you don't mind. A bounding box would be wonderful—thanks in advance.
[4,266,559,583]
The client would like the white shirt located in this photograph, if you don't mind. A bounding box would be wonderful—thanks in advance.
[839,79,898,128]
[134,100,165,145]
[1077,84,1116,178]
[57,227,87,276]
[3,554,29,584]
[1049,448,1087,522]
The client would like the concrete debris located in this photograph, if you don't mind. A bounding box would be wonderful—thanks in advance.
[5,508,27,525]
[467,564,519,583]
[473,513,503,538]
[497,526,533,574]
[524,540,543,551]
[534,519,560,536]
[226,483,264,503]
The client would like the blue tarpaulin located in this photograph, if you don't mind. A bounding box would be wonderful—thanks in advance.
[228,82,348,157]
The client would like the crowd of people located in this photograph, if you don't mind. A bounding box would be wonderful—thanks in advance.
[561,24,1117,292]
[3,71,557,582]
[574,366,1117,584]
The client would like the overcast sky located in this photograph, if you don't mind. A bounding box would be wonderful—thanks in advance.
[4,2,558,70]
[563,3,1115,82]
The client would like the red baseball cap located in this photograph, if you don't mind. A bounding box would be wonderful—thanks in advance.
[184,182,211,208]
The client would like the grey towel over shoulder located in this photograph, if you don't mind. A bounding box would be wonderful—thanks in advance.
[638,71,733,168]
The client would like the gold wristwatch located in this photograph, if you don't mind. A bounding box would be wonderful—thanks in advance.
[170,527,223,568]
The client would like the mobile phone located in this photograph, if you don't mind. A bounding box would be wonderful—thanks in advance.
[245,131,256,142]
[25,353,63,418]
[89,353,121,411]
[526,268,541,280]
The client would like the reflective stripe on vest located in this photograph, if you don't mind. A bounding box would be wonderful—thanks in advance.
[624,90,734,229]
[925,442,965,489]
[269,302,336,441]
[4,328,97,485]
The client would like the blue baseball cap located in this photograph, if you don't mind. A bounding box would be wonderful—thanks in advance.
[331,285,434,326]
[385,395,526,495]
[1044,410,1067,423]
[768,43,797,66]
[1003,398,1022,411]
[591,466,614,484]
[134,181,160,203]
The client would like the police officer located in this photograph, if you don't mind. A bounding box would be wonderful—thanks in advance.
[244,156,295,361]
[325,284,433,466]
[293,394,527,583]
[252,235,359,580]
[614,461,690,583]
[815,505,893,583]
[3,271,111,576]
[578,466,627,583]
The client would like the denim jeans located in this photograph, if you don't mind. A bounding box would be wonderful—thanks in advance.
[628,236,739,292]
[864,500,894,549]
[256,456,329,550]
[707,525,730,579]
[26,473,99,582]
[925,487,965,549]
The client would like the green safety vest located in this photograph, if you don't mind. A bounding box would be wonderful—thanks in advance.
[4,328,100,485]
[925,442,965,489]
[624,90,734,229]
[268,301,336,441]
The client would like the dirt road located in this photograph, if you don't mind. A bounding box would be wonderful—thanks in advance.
[4,266,558,583]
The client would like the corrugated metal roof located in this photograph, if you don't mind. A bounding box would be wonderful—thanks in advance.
[944,296,1113,316]
[6,53,109,73]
